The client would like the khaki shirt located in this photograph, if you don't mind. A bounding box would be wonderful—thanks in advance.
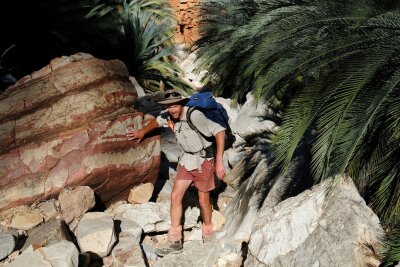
[156,106,225,171]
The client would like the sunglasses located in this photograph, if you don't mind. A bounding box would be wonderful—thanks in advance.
[165,92,181,98]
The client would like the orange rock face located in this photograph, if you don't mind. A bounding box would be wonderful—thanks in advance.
[0,53,160,211]
[169,0,201,45]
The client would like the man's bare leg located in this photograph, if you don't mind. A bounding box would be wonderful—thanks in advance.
[170,179,192,228]
[156,179,192,256]
[198,190,212,225]
[198,190,214,242]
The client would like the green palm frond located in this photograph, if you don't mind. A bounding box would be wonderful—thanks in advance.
[4,0,189,92]
[197,0,400,215]
[310,49,393,179]
[87,0,191,92]
[382,222,400,267]
[197,0,400,263]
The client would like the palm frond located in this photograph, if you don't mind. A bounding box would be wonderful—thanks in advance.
[382,222,400,267]
[87,0,191,92]
[196,0,400,263]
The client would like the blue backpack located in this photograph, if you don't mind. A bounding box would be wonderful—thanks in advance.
[185,92,235,151]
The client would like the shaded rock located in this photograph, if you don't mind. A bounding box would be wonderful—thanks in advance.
[121,202,200,233]
[142,243,158,261]
[231,93,278,139]
[217,252,242,267]
[134,91,164,117]
[103,256,114,267]
[161,127,182,163]
[184,227,202,241]
[223,143,310,243]
[78,252,91,267]
[75,212,116,257]
[217,237,243,255]
[216,192,235,214]
[142,233,169,250]
[105,201,134,216]
[7,247,52,267]
[212,210,225,231]
[0,53,160,212]
[39,241,79,267]
[109,234,146,267]
[214,97,246,170]
[224,144,248,171]
[215,97,239,125]
[176,48,205,88]
[128,183,154,204]
[246,176,383,267]
[8,241,78,267]
[121,202,170,233]
[38,200,59,221]
[129,76,145,97]
[224,151,263,188]
[3,250,21,264]
[0,233,15,261]
[154,179,174,203]
[59,186,95,230]
[115,215,143,244]
[22,218,71,251]
[154,241,220,267]
[223,159,270,242]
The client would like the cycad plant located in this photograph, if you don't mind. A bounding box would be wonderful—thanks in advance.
[0,0,189,92]
[196,0,399,263]
[87,0,190,91]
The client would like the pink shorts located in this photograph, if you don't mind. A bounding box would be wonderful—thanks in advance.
[176,159,215,192]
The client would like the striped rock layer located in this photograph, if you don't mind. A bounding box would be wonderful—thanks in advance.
[0,53,160,211]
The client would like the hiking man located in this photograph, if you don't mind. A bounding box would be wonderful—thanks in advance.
[127,89,226,255]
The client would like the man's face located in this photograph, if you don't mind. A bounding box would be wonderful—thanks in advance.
[167,104,183,120]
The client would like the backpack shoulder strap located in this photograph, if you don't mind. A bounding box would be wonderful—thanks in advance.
[186,106,198,132]
[186,106,208,150]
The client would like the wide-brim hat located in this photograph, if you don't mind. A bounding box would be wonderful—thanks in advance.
[158,89,188,105]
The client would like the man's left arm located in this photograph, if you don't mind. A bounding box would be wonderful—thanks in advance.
[214,130,226,180]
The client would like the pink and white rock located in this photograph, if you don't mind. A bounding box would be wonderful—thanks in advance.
[0,53,160,212]
[128,182,154,204]
[9,209,44,231]
[108,234,146,267]
[59,186,96,231]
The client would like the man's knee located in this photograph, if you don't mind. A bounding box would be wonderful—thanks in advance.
[198,192,210,208]
[171,190,184,203]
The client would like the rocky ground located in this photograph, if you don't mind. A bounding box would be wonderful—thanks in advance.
[0,164,242,267]
[0,51,385,267]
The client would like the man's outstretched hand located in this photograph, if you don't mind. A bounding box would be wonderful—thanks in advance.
[126,119,160,144]
[127,129,145,143]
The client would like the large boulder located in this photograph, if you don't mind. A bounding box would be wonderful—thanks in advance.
[222,146,309,243]
[230,93,278,140]
[75,212,116,257]
[0,53,160,211]
[246,175,383,267]
[0,233,15,261]
[8,241,79,267]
